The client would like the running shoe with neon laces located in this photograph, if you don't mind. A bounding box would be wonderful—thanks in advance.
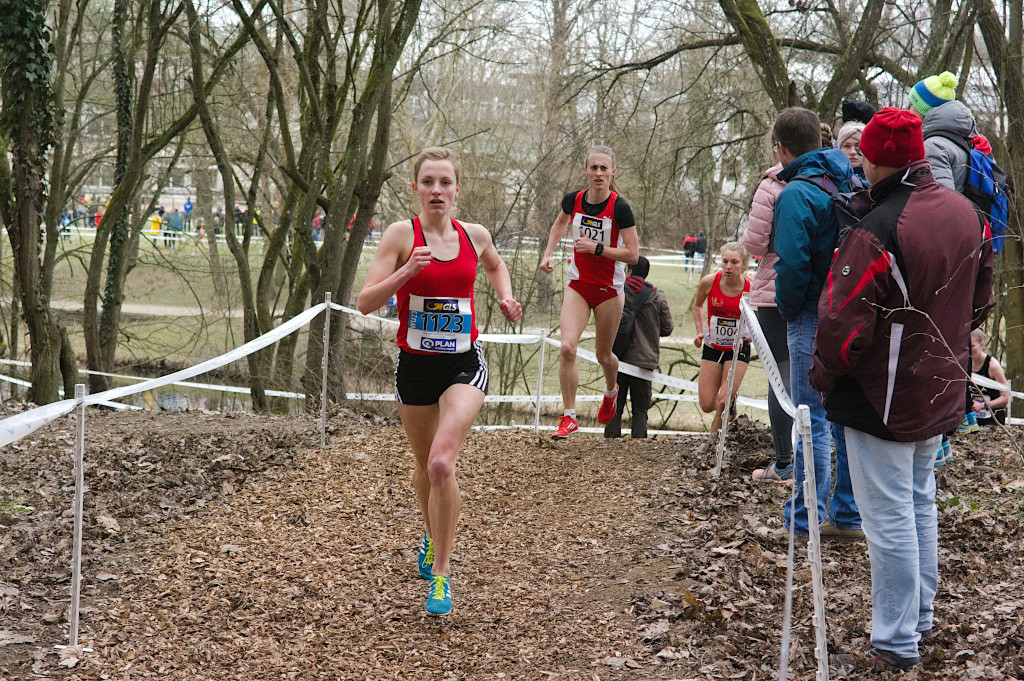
[417,533,434,580]
[597,384,618,424]
[425,574,452,616]
[956,415,972,433]
[551,414,579,439]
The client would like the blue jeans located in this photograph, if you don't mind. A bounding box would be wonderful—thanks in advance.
[845,428,939,659]
[784,312,860,535]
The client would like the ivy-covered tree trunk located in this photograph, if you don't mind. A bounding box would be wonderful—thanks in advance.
[93,0,135,392]
[0,0,78,404]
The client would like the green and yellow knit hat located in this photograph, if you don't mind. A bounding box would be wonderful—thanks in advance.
[908,71,959,116]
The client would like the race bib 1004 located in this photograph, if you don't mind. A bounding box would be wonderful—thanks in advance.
[572,213,612,246]
[708,315,739,348]
[407,295,472,353]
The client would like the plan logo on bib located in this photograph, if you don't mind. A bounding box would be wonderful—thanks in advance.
[420,337,458,352]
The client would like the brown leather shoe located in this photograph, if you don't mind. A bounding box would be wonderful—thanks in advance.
[819,521,864,542]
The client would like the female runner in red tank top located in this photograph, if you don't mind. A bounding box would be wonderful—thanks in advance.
[357,147,521,616]
[692,243,752,433]
[539,146,640,439]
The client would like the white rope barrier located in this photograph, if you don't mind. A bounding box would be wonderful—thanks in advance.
[737,299,828,681]
[0,303,327,448]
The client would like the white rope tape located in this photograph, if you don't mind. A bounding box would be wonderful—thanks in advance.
[0,303,328,447]
[740,299,798,417]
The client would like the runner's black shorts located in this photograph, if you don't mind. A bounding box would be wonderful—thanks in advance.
[702,339,751,364]
[395,341,489,406]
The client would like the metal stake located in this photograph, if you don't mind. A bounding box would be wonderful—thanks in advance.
[69,384,86,648]
[534,331,548,434]
[320,293,332,448]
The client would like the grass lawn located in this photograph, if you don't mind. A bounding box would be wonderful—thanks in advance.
[3,232,771,433]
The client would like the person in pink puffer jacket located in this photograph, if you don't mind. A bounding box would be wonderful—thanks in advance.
[741,161,793,482]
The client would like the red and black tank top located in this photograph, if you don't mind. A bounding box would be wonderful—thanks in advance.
[396,217,480,354]
[705,271,750,351]
[566,190,626,290]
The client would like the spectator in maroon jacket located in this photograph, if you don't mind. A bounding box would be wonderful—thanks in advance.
[810,108,994,671]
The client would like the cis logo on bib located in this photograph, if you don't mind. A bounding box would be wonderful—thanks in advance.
[424,298,460,312]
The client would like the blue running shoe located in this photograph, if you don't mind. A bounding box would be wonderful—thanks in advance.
[956,415,972,433]
[967,411,980,433]
[417,533,434,580]
[934,439,952,468]
[425,574,451,615]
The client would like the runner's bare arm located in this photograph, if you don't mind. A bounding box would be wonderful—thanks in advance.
[573,224,639,265]
[692,275,712,348]
[356,221,427,314]
[468,223,522,323]
[539,211,571,273]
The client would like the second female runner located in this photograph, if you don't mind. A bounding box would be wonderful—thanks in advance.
[539,145,639,438]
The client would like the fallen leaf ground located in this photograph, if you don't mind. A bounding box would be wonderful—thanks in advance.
[1,407,1022,680]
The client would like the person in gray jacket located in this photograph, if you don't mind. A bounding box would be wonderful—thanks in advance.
[921,100,977,192]
[604,256,674,439]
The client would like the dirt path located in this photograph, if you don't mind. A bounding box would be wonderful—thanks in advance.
[1,409,1022,680]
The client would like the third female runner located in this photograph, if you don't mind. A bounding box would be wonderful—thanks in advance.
[692,242,752,434]
[539,146,639,438]
[357,147,521,616]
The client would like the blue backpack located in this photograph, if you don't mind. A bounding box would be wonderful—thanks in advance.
[963,148,1009,253]
[938,135,1010,253]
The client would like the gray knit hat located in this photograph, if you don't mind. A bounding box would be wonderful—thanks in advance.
[835,121,865,149]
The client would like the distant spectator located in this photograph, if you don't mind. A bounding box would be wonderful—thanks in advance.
[694,230,707,255]
[166,208,184,249]
[183,197,194,230]
[682,233,697,258]
[312,210,323,241]
[150,209,162,246]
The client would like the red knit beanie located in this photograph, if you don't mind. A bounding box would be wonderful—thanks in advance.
[859,107,925,168]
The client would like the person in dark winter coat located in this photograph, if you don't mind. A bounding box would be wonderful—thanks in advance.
[811,108,995,671]
[921,100,977,192]
[604,256,673,439]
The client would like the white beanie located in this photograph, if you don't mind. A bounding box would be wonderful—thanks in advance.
[835,121,865,149]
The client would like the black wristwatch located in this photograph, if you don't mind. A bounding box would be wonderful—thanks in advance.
[594,242,604,257]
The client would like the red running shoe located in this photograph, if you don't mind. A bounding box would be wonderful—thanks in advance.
[597,385,618,424]
[551,415,579,439]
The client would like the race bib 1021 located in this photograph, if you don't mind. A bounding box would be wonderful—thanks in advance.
[407,295,472,353]
[572,213,612,246]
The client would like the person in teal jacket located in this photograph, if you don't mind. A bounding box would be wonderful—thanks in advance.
[773,144,853,321]
[770,107,861,543]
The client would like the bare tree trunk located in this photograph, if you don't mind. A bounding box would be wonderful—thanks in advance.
[185,0,268,411]
[302,0,422,409]
[977,0,1024,386]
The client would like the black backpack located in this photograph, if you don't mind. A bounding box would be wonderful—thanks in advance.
[613,282,656,358]
[790,173,871,245]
